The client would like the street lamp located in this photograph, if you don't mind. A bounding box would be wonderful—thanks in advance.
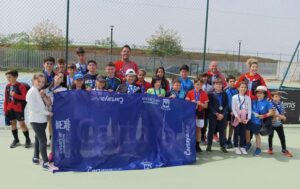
[238,40,242,63]
[202,0,210,72]
[110,25,114,61]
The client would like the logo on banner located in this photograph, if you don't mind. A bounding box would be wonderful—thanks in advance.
[161,99,171,111]
[56,118,70,131]
[142,96,160,105]
[281,92,296,111]
[141,161,153,169]
[184,123,192,156]
[91,95,124,104]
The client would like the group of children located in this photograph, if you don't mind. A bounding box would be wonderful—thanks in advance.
[3,48,293,170]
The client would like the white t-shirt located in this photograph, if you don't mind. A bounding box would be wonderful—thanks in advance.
[232,94,252,121]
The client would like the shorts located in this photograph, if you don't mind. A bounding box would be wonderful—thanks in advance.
[196,119,204,128]
[247,122,261,135]
[6,110,25,122]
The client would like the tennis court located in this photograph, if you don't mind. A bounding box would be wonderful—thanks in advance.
[0,126,299,189]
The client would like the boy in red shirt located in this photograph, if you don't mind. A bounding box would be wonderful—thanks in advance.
[186,78,209,152]
[4,70,31,148]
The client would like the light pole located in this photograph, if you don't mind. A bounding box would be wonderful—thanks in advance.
[202,0,210,72]
[110,25,114,61]
[238,40,242,63]
[65,0,70,69]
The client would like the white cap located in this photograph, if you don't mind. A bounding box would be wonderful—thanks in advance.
[125,69,136,76]
[255,85,268,92]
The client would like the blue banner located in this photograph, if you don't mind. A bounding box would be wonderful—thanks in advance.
[53,90,196,172]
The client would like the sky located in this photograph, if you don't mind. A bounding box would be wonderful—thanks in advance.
[1,0,300,60]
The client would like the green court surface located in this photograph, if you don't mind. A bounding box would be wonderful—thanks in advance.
[0,127,299,189]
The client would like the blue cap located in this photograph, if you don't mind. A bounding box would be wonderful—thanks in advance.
[74,73,84,80]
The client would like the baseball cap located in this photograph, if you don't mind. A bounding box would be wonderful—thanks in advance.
[256,86,268,92]
[74,73,84,80]
[125,69,136,76]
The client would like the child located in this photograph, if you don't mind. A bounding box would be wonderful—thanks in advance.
[57,58,68,75]
[147,77,166,97]
[47,72,67,102]
[246,86,274,156]
[116,69,141,94]
[84,60,98,90]
[225,75,238,148]
[66,63,76,90]
[178,65,194,93]
[105,62,121,92]
[42,56,55,89]
[4,70,31,148]
[206,79,229,153]
[231,81,251,154]
[71,73,86,90]
[75,47,88,75]
[167,79,186,99]
[152,67,170,92]
[26,73,57,171]
[136,69,152,93]
[267,91,293,157]
[199,73,213,144]
[185,78,209,152]
[94,75,107,91]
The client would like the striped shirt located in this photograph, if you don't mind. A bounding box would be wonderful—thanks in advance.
[271,101,285,127]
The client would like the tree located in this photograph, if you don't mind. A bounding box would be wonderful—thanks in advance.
[0,32,30,48]
[146,26,183,57]
[30,19,65,50]
[97,37,117,47]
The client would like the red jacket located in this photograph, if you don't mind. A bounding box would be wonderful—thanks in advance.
[235,73,271,100]
[4,82,27,113]
[114,60,139,81]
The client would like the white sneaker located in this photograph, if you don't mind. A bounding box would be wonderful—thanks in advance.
[240,148,248,155]
[235,147,242,155]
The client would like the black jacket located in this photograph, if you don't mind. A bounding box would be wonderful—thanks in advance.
[208,91,228,119]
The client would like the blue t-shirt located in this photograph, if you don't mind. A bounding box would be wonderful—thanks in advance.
[251,99,273,125]
[179,77,194,93]
[169,89,186,99]
[225,87,238,112]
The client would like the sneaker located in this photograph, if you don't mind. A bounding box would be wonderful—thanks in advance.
[240,148,248,155]
[213,134,219,142]
[25,140,32,148]
[196,145,202,153]
[10,140,20,148]
[282,150,293,157]
[32,157,40,165]
[227,140,233,149]
[254,148,262,156]
[267,148,273,155]
[245,143,252,152]
[221,147,228,153]
[234,147,242,155]
[200,139,207,145]
[43,162,59,172]
[206,145,212,152]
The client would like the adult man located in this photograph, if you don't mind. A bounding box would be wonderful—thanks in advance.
[114,45,138,81]
[207,61,227,88]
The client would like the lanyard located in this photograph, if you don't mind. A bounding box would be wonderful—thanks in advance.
[108,78,115,90]
[217,93,223,107]
[194,89,201,101]
[50,85,61,92]
[181,78,189,91]
[272,102,282,114]
[238,94,246,110]
[43,70,53,83]
[154,88,161,96]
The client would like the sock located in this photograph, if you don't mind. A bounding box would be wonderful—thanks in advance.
[23,130,30,142]
[196,141,200,147]
[12,129,19,141]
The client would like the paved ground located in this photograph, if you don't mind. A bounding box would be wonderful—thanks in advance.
[0,127,299,189]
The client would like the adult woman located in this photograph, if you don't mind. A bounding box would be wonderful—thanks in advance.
[235,58,271,100]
